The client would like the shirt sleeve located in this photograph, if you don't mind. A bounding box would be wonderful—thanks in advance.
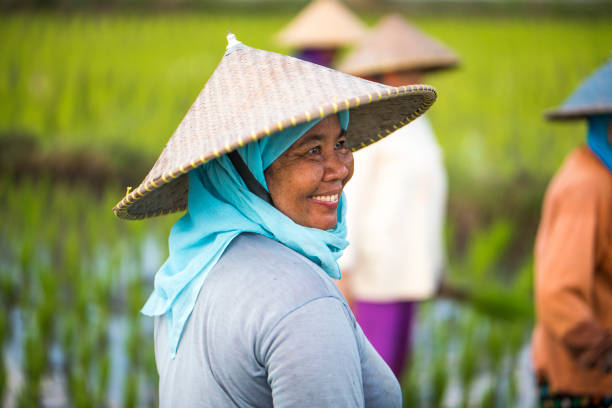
[259,296,365,408]
[535,181,609,362]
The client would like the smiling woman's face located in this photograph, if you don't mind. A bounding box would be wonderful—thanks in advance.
[264,115,354,230]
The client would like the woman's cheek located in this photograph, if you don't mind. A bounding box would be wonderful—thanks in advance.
[308,165,325,184]
[344,153,355,183]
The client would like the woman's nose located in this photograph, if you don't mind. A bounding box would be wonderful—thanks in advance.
[323,151,350,181]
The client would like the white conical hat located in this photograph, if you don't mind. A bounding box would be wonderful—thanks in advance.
[337,14,459,76]
[276,0,367,49]
[113,33,437,220]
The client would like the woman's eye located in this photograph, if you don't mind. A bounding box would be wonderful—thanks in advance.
[308,146,321,154]
[335,140,347,149]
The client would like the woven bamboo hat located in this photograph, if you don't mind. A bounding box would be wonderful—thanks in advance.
[337,14,459,76]
[113,33,437,220]
[276,0,366,49]
[545,55,612,121]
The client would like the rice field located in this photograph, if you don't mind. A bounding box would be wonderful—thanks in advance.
[1,10,611,407]
[2,13,610,178]
[0,178,534,407]
[0,178,179,406]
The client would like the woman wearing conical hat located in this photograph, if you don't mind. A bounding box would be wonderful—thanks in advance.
[276,0,366,67]
[113,32,436,406]
[532,57,612,406]
[335,14,457,378]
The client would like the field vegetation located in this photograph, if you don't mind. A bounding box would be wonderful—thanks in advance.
[1,9,611,407]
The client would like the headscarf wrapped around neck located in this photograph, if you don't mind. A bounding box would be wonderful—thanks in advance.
[142,111,350,357]
[587,114,612,173]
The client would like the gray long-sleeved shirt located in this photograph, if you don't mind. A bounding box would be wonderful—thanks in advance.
[154,233,401,407]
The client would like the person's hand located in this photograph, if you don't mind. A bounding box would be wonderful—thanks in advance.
[564,323,612,374]
[570,329,612,374]
[596,348,612,374]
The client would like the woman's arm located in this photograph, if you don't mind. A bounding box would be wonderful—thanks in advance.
[535,181,611,371]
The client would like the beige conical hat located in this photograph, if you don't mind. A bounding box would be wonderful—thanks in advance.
[113,33,437,220]
[337,14,459,76]
[276,0,367,49]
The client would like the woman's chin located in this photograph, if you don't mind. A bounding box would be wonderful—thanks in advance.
[306,215,338,231]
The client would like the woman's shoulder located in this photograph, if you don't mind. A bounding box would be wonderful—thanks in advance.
[547,146,612,207]
[204,232,344,312]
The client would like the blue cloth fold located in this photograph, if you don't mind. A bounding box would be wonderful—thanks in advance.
[587,114,612,173]
[142,111,350,357]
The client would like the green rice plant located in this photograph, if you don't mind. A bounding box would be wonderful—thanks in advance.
[464,219,514,283]
[17,238,34,308]
[143,333,158,401]
[446,218,533,322]
[95,352,111,405]
[467,285,533,321]
[402,367,420,408]
[16,386,38,408]
[0,264,18,313]
[512,255,534,300]
[58,311,77,370]
[68,366,92,408]
[36,266,57,344]
[20,316,46,407]
[479,385,496,408]
[486,321,506,378]
[450,218,514,285]
[459,316,478,408]
[429,321,450,408]
[123,371,139,408]
[0,313,6,405]
[506,322,528,406]
[430,351,448,408]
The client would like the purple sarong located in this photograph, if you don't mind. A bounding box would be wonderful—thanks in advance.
[354,300,417,378]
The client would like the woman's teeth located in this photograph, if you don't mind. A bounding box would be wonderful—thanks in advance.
[312,194,339,202]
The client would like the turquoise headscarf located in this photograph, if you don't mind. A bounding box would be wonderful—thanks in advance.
[142,111,350,357]
[587,114,612,172]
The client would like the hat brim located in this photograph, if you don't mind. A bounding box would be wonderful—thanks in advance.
[545,105,612,121]
[343,57,460,78]
[337,14,459,77]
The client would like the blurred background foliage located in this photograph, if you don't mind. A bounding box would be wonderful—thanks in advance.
[1,0,611,406]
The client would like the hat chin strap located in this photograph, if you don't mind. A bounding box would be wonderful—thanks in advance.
[227,151,274,205]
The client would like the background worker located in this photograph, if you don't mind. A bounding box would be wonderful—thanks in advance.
[532,56,612,406]
[336,14,458,378]
[275,0,365,67]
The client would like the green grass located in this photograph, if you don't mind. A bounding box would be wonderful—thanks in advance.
[0,13,291,158]
[2,12,611,182]
[421,16,612,183]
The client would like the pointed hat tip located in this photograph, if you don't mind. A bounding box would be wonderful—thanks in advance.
[226,31,241,48]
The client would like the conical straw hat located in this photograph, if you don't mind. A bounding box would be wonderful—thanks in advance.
[276,0,366,49]
[337,14,459,76]
[545,55,612,121]
[113,33,437,220]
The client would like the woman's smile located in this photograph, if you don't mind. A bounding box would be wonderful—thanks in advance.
[311,193,340,204]
[264,115,354,230]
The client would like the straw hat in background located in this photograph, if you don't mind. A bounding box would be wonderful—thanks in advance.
[337,13,459,78]
[545,55,612,121]
[112,32,437,220]
[276,0,366,50]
